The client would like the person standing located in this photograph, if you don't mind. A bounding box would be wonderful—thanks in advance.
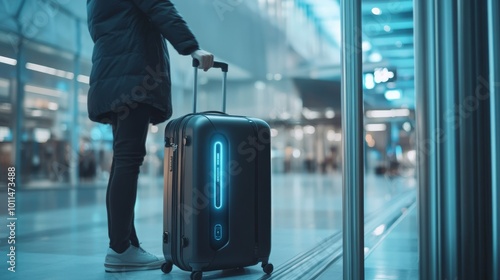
[87,0,214,272]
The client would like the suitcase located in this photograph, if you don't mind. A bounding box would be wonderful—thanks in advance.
[161,59,273,280]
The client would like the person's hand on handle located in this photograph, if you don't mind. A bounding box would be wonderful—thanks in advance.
[191,49,214,71]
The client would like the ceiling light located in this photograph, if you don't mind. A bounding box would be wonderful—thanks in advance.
[31,110,43,117]
[384,25,391,32]
[34,128,51,142]
[47,102,59,111]
[384,89,402,100]
[364,73,375,90]
[25,85,63,97]
[25,62,88,84]
[403,122,412,132]
[77,75,90,84]
[371,7,382,15]
[304,125,316,134]
[26,62,73,79]
[366,109,411,118]
[1,55,90,84]
[362,41,372,51]
[374,68,395,83]
[369,52,383,63]
[365,124,387,132]
[0,55,17,66]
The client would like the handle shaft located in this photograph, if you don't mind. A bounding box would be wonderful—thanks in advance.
[192,60,228,113]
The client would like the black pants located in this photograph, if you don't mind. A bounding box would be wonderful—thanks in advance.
[107,104,151,253]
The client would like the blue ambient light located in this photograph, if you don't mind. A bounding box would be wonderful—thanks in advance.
[213,141,223,209]
[210,136,229,249]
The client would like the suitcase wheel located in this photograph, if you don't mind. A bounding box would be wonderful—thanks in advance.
[161,262,173,274]
[190,271,203,280]
[262,262,274,274]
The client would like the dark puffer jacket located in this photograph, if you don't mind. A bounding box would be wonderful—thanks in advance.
[87,0,199,124]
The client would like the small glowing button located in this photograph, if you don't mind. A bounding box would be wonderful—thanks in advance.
[214,224,222,241]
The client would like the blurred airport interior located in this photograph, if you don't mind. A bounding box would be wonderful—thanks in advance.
[0,0,417,186]
[0,0,499,280]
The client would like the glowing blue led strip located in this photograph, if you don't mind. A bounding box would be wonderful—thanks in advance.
[213,141,223,209]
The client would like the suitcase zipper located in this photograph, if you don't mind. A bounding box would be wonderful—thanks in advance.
[169,114,195,271]
[169,117,183,269]
[177,115,196,269]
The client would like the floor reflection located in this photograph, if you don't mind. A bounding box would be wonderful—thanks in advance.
[0,173,416,280]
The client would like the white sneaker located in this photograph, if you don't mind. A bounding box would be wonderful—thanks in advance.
[104,246,165,272]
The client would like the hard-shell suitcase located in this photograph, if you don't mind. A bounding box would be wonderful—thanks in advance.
[161,60,273,280]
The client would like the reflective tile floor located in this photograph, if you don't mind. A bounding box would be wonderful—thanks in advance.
[317,205,419,280]
[364,207,419,280]
[0,173,417,280]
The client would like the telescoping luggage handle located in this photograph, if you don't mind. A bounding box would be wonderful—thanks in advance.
[192,59,229,113]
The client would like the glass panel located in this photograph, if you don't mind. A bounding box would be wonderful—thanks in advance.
[0,0,360,279]
[171,1,344,276]
[361,0,418,279]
